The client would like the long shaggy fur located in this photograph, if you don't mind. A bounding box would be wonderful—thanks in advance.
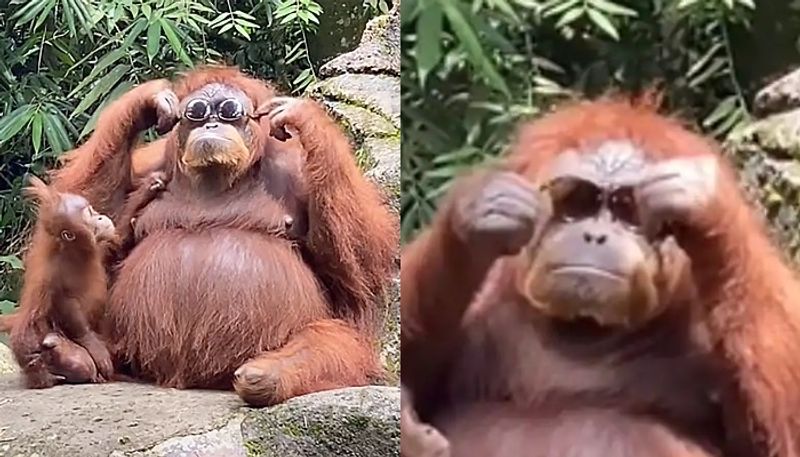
[32,66,397,405]
[402,99,800,457]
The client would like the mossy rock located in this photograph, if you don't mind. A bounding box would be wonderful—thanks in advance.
[241,387,400,457]
[729,108,800,160]
[725,137,800,263]
[313,74,400,128]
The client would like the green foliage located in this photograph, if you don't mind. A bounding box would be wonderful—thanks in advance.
[401,0,767,241]
[0,0,384,314]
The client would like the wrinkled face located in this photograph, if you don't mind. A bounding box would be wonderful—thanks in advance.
[59,193,116,242]
[519,141,685,328]
[177,83,258,179]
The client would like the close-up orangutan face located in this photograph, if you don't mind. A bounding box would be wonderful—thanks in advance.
[518,141,689,328]
[176,83,261,179]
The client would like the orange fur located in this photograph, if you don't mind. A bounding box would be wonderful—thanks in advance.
[10,178,112,388]
[403,99,800,457]
[41,67,396,405]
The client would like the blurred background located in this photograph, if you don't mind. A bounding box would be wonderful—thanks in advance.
[401,0,800,246]
[0,0,390,328]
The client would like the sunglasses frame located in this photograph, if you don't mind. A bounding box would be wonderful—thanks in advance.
[539,176,642,230]
[183,98,249,123]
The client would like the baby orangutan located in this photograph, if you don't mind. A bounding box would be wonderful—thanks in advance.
[5,173,166,387]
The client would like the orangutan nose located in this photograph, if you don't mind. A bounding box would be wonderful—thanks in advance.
[583,232,608,245]
[204,122,220,130]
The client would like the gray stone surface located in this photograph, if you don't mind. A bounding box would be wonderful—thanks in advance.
[380,276,400,382]
[0,377,400,457]
[754,67,800,116]
[0,376,241,457]
[316,74,401,127]
[0,343,15,375]
[241,386,400,457]
[725,87,800,263]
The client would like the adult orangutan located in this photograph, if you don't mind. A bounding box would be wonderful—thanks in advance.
[402,99,800,456]
[17,66,396,406]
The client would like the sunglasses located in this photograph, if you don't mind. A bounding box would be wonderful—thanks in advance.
[540,176,641,228]
[184,98,249,123]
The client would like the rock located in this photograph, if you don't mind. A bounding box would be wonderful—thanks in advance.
[315,74,400,128]
[319,1,400,77]
[242,386,400,457]
[380,275,400,383]
[729,108,800,159]
[725,111,800,263]
[0,342,16,375]
[754,67,800,116]
[0,376,400,457]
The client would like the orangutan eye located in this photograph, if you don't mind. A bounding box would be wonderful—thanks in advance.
[609,188,640,227]
[546,177,603,222]
[218,99,245,122]
[185,99,211,122]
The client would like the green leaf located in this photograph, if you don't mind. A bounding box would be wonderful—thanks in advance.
[68,46,130,97]
[234,23,252,40]
[79,80,134,139]
[542,0,579,17]
[70,64,130,118]
[43,111,73,155]
[161,19,193,66]
[12,0,50,24]
[588,0,637,16]
[442,0,510,97]
[686,43,723,79]
[703,96,737,128]
[689,57,726,88]
[401,0,420,24]
[0,104,35,143]
[676,0,700,9]
[555,7,583,28]
[31,113,43,154]
[0,255,23,270]
[0,300,17,315]
[587,9,619,40]
[416,0,443,86]
[147,19,162,62]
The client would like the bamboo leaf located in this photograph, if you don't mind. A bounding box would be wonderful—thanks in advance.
[31,112,43,154]
[70,64,130,118]
[443,0,510,97]
[79,80,135,138]
[589,0,637,16]
[43,111,73,154]
[703,96,737,128]
[147,19,162,62]
[0,104,35,143]
[416,0,443,86]
[587,9,619,40]
[555,7,583,28]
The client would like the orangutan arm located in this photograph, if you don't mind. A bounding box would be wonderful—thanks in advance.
[638,158,800,457]
[402,170,540,399]
[50,80,177,218]
[267,98,398,335]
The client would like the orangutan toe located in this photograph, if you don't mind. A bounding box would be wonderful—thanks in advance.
[233,363,283,407]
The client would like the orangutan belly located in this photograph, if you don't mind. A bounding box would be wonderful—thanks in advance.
[434,404,718,457]
[106,228,330,388]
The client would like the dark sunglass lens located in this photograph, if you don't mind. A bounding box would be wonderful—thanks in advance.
[609,187,640,227]
[549,178,603,222]
[185,99,210,121]
[219,99,244,121]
